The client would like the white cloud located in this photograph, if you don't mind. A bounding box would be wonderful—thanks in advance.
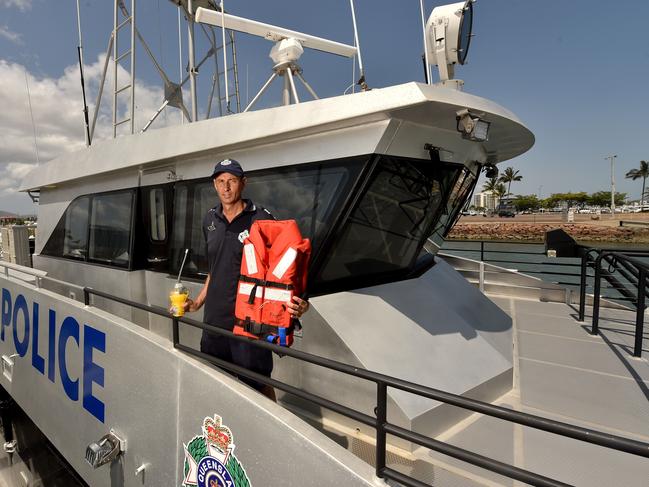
[0,0,32,10]
[0,0,31,10]
[0,56,182,210]
[0,25,22,44]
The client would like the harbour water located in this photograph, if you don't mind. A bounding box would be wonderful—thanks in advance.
[440,240,649,304]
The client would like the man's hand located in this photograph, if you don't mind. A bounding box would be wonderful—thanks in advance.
[184,298,203,313]
[169,298,201,315]
[287,296,309,318]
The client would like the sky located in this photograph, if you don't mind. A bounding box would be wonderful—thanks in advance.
[0,0,648,214]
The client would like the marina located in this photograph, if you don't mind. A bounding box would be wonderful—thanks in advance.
[0,1,647,486]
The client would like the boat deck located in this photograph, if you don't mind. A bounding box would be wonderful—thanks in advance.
[406,296,649,486]
[0,295,647,486]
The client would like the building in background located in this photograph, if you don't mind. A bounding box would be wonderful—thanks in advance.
[473,191,499,211]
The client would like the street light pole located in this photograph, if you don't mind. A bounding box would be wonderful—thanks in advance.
[605,154,617,214]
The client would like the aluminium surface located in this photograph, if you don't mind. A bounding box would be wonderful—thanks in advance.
[0,271,384,486]
[19,82,534,192]
[412,296,649,487]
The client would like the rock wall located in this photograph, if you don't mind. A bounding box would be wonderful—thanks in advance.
[448,223,649,243]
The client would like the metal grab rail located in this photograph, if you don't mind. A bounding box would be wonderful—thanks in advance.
[589,252,649,357]
[81,287,649,487]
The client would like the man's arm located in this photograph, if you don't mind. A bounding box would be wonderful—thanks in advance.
[186,274,210,312]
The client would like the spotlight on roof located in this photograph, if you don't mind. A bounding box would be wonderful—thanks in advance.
[425,1,474,87]
[483,164,498,179]
[456,109,490,142]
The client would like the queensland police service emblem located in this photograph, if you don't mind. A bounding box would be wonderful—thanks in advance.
[182,415,251,487]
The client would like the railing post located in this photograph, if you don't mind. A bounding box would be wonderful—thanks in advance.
[375,382,387,479]
[83,287,91,306]
[578,251,589,322]
[480,241,485,262]
[172,317,179,347]
[479,261,485,293]
[591,257,602,336]
[634,268,646,358]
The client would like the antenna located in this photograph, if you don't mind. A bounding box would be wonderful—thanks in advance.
[75,0,91,146]
[220,1,230,112]
[419,0,432,84]
[349,0,368,91]
[24,69,40,165]
[195,7,357,110]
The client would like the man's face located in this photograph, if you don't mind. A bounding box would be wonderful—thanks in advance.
[213,173,245,206]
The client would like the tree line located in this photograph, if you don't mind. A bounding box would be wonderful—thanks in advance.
[479,160,648,210]
[505,192,627,212]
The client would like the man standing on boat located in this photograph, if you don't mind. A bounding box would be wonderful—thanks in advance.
[183,159,309,400]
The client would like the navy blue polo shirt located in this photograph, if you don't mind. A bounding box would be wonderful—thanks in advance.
[202,199,274,330]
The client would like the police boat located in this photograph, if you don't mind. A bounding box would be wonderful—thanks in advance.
[0,2,552,486]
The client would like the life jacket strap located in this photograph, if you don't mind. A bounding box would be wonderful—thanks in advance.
[239,275,294,290]
[241,318,295,338]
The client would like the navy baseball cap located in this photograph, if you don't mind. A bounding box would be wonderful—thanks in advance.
[210,158,244,179]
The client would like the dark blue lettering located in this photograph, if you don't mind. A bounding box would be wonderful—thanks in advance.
[47,309,56,383]
[12,294,29,357]
[58,316,79,401]
[31,302,44,375]
[1,288,11,341]
[83,325,105,423]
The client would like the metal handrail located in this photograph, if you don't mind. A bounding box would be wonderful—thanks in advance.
[81,286,649,487]
[589,251,649,357]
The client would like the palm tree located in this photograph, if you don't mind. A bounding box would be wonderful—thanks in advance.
[498,167,523,196]
[482,177,507,207]
[482,177,500,193]
[625,160,649,204]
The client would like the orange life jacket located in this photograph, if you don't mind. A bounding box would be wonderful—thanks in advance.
[233,219,311,346]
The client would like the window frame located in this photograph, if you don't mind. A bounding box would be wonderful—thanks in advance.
[308,155,466,296]
[41,188,137,270]
[168,155,371,280]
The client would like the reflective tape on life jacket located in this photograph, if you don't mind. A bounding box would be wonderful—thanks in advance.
[234,219,311,347]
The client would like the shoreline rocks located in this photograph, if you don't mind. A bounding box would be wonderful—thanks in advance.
[448,223,649,243]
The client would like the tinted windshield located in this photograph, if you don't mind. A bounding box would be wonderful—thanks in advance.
[169,157,365,276]
[313,155,463,292]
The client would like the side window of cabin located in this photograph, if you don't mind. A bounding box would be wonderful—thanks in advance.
[135,185,172,271]
[88,192,134,267]
[170,181,213,277]
[63,196,90,259]
[148,188,167,241]
[244,158,365,253]
[42,190,134,269]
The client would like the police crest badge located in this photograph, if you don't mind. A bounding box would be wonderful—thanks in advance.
[182,415,251,487]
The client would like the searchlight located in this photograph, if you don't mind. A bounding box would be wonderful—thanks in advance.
[425,0,474,88]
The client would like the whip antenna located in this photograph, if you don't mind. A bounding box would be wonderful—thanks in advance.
[349,0,368,91]
[75,0,91,145]
[419,0,432,84]
[24,69,40,164]
[220,0,231,112]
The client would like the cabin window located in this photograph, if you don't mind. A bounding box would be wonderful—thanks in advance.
[135,184,173,271]
[88,192,134,267]
[42,190,134,269]
[148,188,167,241]
[312,155,463,292]
[62,196,90,260]
[169,158,366,279]
[244,159,364,251]
[170,182,212,276]
[428,166,477,250]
